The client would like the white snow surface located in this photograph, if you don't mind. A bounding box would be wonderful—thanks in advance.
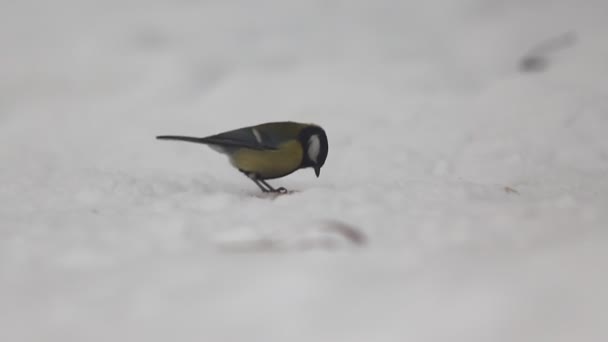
[2,0,608,341]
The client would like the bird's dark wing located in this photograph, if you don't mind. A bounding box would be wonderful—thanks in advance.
[198,126,279,150]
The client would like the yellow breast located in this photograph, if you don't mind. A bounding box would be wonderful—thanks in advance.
[230,140,304,179]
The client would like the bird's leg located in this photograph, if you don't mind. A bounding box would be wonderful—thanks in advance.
[252,179,271,192]
[242,171,286,194]
[259,179,288,194]
[242,171,270,192]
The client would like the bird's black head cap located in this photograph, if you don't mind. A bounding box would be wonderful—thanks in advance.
[298,125,328,177]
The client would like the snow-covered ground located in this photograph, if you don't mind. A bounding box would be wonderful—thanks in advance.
[1,0,607,341]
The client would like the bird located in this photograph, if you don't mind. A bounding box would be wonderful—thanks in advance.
[156,121,328,193]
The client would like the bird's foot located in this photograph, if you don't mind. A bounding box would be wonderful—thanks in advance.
[274,187,288,194]
[262,187,289,195]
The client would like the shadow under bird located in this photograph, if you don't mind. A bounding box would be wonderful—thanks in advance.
[156,121,329,193]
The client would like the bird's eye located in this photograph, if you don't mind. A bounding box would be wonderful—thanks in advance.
[307,135,321,163]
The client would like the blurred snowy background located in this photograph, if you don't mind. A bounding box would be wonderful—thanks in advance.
[1,0,607,341]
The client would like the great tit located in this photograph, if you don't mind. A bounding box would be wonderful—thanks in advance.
[156,121,328,193]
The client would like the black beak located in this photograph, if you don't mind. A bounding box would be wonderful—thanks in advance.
[314,166,321,177]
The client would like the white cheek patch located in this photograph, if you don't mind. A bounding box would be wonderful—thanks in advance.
[307,135,321,163]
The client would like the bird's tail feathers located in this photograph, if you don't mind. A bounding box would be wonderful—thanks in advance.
[156,135,208,144]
